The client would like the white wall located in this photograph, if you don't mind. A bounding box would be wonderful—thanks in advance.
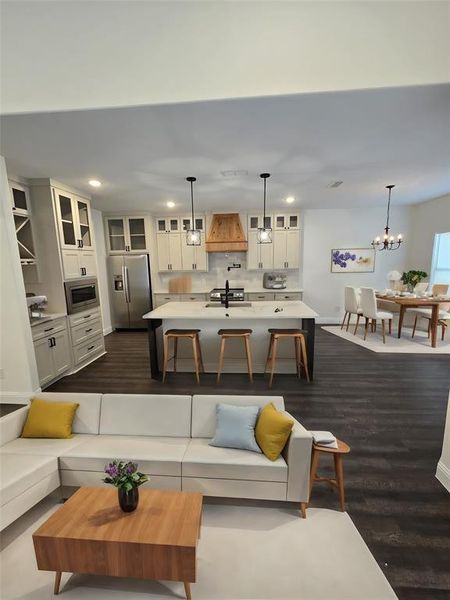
[408,194,450,275]
[2,1,449,114]
[0,156,39,402]
[91,209,112,335]
[437,392,450,493]
[302,206,412,323]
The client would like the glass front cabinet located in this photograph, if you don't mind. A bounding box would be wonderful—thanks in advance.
[105,216,149,254]
[54,189,94,251]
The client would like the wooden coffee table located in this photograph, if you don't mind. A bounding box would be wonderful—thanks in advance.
[33,487,202,598]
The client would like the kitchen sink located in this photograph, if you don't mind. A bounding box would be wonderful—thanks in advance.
[205,302,252,308]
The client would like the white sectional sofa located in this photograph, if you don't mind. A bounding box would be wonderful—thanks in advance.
[0,392,312,530]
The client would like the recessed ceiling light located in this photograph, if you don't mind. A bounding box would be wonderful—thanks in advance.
[166,201,175,208]
[89,179,102,187]
[285,196,295,204]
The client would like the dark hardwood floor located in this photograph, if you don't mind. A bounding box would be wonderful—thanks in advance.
[48,327,450,599]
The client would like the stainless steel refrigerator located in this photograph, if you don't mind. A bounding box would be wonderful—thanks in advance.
[108,254,152,329]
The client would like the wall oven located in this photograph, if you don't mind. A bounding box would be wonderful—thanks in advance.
[64,278,100,314]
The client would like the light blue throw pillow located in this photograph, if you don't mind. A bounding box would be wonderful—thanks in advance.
[209,403,262,453]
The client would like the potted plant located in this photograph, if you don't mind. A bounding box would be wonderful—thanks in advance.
[103,460,148,512]
[401,270,427,293]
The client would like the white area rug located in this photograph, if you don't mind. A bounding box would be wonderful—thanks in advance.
[322,325,450,354]
[0,497,396,600]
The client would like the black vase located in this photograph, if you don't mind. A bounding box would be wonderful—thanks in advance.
[118,487,139,512]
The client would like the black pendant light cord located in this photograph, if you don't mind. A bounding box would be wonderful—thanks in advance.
[186,176,196,227]
[260,173,270,224]
[386,185,392,231]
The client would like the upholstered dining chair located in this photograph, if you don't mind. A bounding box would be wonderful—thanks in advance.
[360,287,394,344]
[414,282,428,294]
[411,283,450,341]
[341,287,363,334]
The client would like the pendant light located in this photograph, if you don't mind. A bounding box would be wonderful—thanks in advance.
[186,176,201,246]
[257,173,272,244]
[371,185,403,251]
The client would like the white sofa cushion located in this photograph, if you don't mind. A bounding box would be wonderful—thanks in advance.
[0,453,59,506]
[59,435,190,476]
[0,434,95,457]
[182,438,287,482]
[33,392,102,434]
[191,395,285,438]
[0,406,28,447]
[100,394,192,437]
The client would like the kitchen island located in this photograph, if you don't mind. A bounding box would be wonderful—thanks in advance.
[143,301,318,381]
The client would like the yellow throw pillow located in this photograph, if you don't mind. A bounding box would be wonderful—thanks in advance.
[21,398,79,439]
[255,402,294,461]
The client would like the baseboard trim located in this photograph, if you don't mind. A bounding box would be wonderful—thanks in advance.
[436,461,450,493]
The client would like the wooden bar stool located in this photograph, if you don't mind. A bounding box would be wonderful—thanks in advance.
[265,328,310,388]
[162,329,204,384]
[309,439,351,512]
[217,329,253,383]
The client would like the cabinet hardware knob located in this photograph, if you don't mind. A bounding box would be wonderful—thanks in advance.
[86,328,93,332]
[87,345,95,351]
[44,327,54,332]
[84,315,91,319]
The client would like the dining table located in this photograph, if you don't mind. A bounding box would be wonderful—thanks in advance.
[375,294,449,348]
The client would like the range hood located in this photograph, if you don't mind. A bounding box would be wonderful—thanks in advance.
[205,213,248,253]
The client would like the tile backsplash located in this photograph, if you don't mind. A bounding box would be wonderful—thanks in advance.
[156,252,302,292]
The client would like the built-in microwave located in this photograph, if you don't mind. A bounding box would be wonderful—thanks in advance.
[64,278,100,314]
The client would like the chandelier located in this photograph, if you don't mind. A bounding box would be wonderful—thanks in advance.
[371,185,403,251]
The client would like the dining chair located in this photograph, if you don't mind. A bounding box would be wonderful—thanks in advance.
[341,287,363,334]
[431,283,449,296]
[360,288,393,344]
[411,283,450,341]
[414,282,428,293]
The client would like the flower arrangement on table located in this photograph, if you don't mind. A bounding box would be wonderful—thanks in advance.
[103,460,148,512]
[400,270,427,291]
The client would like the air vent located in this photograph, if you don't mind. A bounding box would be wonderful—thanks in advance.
[220,170,248,178]
[328,181,343,188]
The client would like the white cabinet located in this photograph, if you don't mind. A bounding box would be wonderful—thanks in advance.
[156,217,180,234]
[33,321,71,387]
[62,250,97,280]
[10,182,31,216]
[54,189,94,251]
[248,214,273,231]
[156,232,182,272]
[180,237,208,271]
[273,229,300,270]
[247,231,274,270]
[274,213,300,230]
[105,216,149,254]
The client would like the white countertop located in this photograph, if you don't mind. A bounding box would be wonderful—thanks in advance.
[29,312,67,327]
[143,300,317,320]
[153,288,304,294]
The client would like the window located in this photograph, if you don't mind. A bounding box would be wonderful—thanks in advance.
[430,232,450,285]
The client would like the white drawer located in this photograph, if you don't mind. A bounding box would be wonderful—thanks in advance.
[69,308,101,328]
[274,292,303,301]
[153,294,180,307]
[247,292,275,301]
[71,317,103,346]
[180,293,207,302]
[73,334,105,366]
[32,318,67,341]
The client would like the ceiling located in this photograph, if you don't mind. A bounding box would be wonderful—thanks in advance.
[1,84,449,213]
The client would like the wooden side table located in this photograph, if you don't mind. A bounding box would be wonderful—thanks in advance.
[309,439,351,512]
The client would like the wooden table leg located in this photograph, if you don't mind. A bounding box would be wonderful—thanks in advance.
[430,304,439,348]
[398,305,406,338]
[334,454,346,512]
[184,581,192,599]
[54,571,62,595]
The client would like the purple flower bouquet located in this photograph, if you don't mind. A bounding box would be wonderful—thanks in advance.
[103,460,148,512]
